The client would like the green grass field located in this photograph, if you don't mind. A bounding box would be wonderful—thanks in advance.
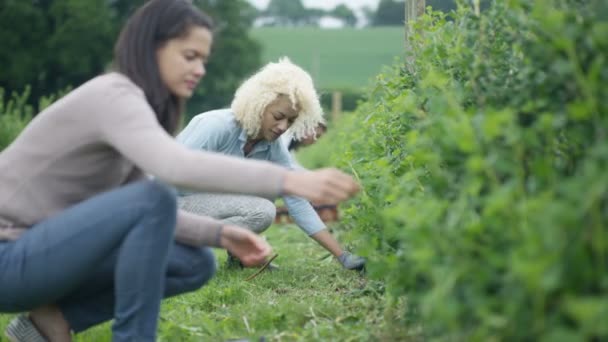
[251,27,405,90]
[0,223,411,341]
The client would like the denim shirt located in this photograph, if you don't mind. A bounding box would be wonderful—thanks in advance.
[176,109,325,235]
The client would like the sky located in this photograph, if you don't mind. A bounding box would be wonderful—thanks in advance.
[246,0,381,11]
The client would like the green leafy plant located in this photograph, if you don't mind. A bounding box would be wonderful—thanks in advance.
[300,0,608,339]
[0,87,66,150]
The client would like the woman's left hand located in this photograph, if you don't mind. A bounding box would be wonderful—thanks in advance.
[219,224,272,267]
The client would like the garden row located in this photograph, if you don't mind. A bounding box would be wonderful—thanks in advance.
[298,0,608,340]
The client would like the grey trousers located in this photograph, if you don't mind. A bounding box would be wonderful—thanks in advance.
[178,193,276,233]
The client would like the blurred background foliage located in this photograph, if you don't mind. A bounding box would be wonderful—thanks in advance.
[0,0,262,121]
[0,0,413,123]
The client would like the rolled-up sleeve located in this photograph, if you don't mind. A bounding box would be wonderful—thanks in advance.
[272,143,327,235]
[283,195,326,235]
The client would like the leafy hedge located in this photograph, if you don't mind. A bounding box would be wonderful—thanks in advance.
[300,0,608,340]
[0,87,63,150]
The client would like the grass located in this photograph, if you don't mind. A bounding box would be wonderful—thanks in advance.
[251,27,405,90]
[0,224,411,341]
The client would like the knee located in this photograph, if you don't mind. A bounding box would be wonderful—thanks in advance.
[181,247,216,292]
[137,180,177,227]
[141,180,177,212]
[250,199,276,233]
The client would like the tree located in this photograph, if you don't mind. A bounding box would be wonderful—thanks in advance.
[265,0,308,26]
[331,4,357,27]
[0,0,262,120]
[0,0,116,101]
[305,8,326,26]
[188,0,262,118]
[372,0,405,26]
[361,5,376,26]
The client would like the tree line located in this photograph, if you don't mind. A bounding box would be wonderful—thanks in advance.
[0,0,261,118]
[0,0,464,117]
[257,0,462,27]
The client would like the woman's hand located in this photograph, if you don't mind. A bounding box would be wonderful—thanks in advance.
[219,225,272,267]
[282,168,360,204]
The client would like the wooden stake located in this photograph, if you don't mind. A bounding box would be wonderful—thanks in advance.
[331,91,342,122]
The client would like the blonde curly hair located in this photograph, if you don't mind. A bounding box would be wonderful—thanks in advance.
[230,57,325,141]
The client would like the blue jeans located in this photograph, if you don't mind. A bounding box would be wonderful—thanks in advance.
[59,241,216,333]
[0,180,216,341]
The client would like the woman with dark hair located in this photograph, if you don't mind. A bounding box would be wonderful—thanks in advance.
[0,1,359,341]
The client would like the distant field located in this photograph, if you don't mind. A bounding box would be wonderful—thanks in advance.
[251,27,404,90]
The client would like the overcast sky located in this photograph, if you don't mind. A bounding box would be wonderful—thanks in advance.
[246,0,381,11]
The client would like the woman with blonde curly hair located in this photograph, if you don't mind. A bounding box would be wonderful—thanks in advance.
[177,57,365,271]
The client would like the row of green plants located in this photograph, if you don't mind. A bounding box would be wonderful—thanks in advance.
[299,0,607,340]
[1,89,40,150]
[1,87,68,151]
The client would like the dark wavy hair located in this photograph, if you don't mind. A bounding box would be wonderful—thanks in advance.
[114,0,213,134]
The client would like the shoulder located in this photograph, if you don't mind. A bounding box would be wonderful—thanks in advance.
[59,72,150,121]
[185,109,240,133]
[79,72,145,100]
[197,109,237,125]
[32,72,151,128]
[177,109,241,148]
[66,73,162,140]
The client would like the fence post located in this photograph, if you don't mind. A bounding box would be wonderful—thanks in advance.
[404,0,426,39]
[417,0,426,17]
[331,91,342,122]
[404,0,426,68]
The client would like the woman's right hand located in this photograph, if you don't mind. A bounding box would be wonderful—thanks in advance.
[219,224,272,267]
[282,168,360,204]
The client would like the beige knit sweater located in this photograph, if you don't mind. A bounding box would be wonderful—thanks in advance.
[0,72,286,247]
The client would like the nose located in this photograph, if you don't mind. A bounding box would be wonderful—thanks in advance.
[277,119,288,131]
[194,62,205,78]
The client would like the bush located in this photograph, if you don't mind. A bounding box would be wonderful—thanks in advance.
[0,87,64,150]
[303,0,608,340]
